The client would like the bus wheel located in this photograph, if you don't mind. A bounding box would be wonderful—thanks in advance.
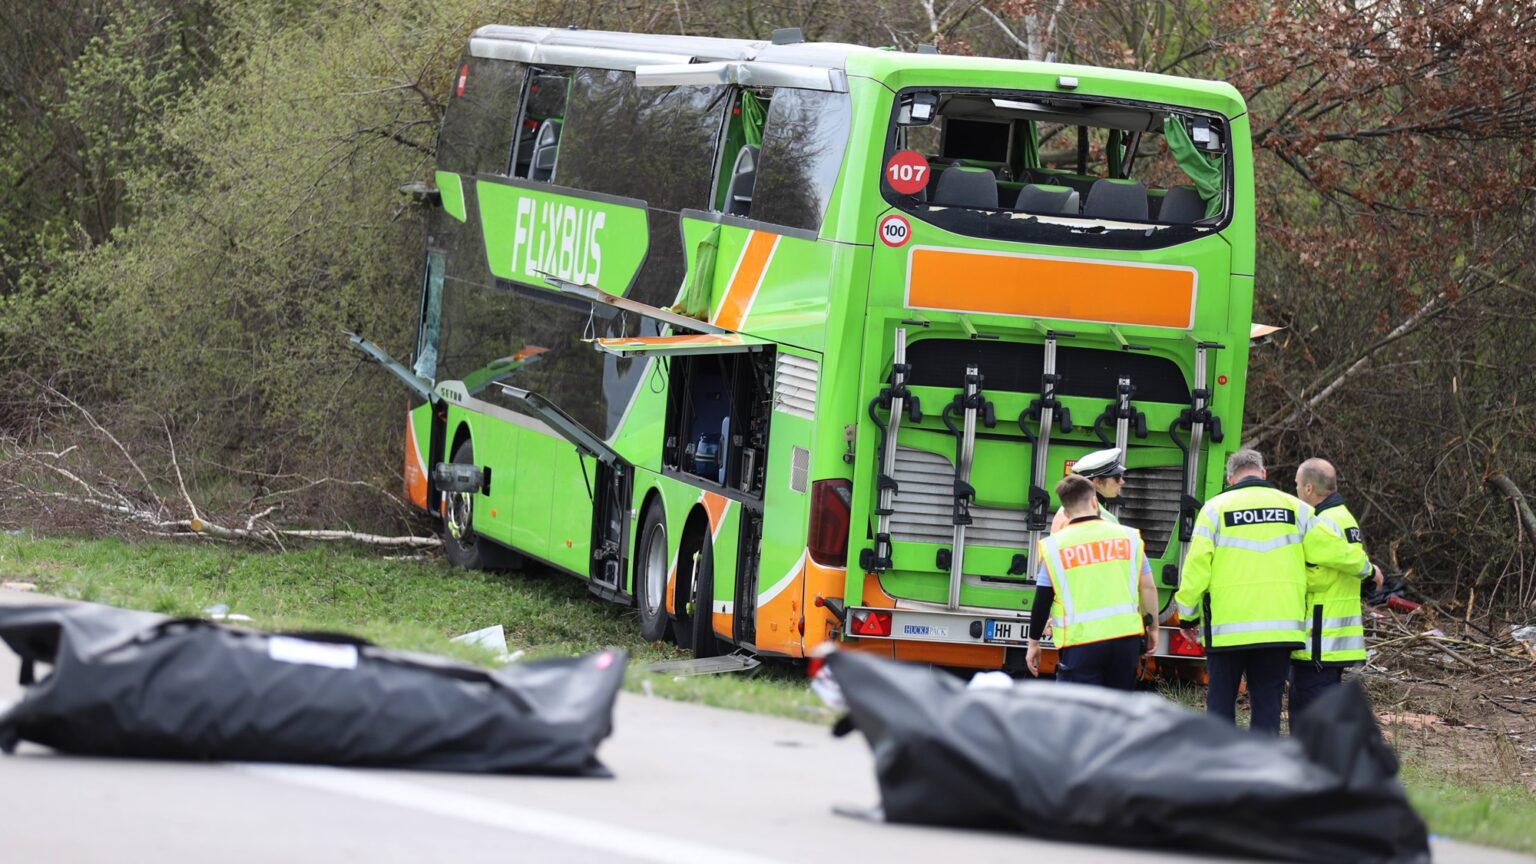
[440,439,522,572]
[689,531,722,659]
[635,501,670,643]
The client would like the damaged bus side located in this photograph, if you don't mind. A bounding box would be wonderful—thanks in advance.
[352,27,1253,673]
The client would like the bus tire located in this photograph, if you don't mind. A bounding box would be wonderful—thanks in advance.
[635,500,670,644]
[440,439,522,572]
[689,531,722,659]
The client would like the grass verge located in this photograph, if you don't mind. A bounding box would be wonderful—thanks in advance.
[0,534,828,721]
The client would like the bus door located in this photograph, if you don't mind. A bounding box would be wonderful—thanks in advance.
[595,334,776,649]
[491,384,632,592]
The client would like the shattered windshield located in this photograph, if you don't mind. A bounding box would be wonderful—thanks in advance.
[882,88,1231,250]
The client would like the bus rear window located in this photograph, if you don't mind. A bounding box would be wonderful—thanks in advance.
[883,88,1232,249]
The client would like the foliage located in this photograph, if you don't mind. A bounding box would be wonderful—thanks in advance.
[1,0,1534,607]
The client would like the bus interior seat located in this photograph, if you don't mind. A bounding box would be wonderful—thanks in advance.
[1015,183,1081,216]
[726,145,759,217]
[933,165,998,209]
[1083,178,1149,221]
[685,367,730,480]
[531,120,562,182]
[1157,185,1205,223]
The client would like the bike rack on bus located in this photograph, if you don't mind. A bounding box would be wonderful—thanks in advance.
[939,366,993,610]
[1018,331,1075,582]
[1092,376,1149,519]
[1164,342,1225,590]
[860,327,922,574]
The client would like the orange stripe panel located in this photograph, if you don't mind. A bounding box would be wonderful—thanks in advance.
[755,557,807,658]
[712,610,733,640]
[907,247,1196,329]
[712,231,776,330]
[403,419,427,511]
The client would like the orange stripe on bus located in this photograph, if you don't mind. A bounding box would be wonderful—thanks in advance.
[404,419,428,511]
[701,491,730,534]
[712,231,777,331]
[907,247,1196,329]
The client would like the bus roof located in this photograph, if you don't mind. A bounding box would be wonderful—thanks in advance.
[468,26,1246,118]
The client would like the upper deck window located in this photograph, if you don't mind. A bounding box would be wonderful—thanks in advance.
[884,88,1232,250]
[437,57,524,176]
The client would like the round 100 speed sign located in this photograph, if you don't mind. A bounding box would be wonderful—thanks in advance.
[878,213,911,248]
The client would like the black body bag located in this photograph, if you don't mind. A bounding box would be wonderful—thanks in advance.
[0,601,625,776]
[824,650,1430,864]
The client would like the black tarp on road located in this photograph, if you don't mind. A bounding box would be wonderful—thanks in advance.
[825,650,1430,864]
[0,601,625,775]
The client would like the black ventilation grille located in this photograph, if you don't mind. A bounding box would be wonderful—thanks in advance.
[905,339,1191,404]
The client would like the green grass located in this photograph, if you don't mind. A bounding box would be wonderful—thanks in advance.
[1400,762,1536,853]
[0,534,827,719]
[4,535,1532,853]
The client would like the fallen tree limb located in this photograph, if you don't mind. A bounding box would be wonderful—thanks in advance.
[1487,472,1536,545]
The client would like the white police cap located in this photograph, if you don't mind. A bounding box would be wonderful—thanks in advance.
[1072,447,1126,479]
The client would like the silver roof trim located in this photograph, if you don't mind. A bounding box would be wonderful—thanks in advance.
[469,26,877,73]
[469,37,693,70]
[635,60,846,92]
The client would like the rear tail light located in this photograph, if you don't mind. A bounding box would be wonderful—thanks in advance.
[454,63,468,98]
[1168,628,1205,657]
[848,609,892,637]
[808,479,853,567]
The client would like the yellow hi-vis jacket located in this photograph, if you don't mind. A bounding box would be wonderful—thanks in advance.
[1291,493,1372,666]
[1039,518,1146,648]
[1174,478,1321,652]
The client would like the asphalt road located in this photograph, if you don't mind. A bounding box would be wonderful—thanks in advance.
[0,590,1529,863]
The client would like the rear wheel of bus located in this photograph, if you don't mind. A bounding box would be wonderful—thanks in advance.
[635,500,670,643]
[441,439,523,572]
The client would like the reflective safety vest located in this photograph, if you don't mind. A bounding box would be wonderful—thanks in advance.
[1291,495,1372,666]
[1050,500,1118,534]
[1172,479,1310,652]
[1039,518,1146,648]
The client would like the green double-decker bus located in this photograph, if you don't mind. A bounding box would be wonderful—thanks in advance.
[354,26,1255,671]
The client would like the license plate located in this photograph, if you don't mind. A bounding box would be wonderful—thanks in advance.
[983,619,1029,645]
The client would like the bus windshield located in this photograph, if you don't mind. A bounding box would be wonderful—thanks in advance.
[882,88,1231,249]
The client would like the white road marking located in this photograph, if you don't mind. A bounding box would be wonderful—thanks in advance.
[240,763,790,864]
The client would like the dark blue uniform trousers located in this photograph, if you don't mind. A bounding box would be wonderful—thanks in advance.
[1056,635,1141,690]
[1289,663,1345,724]
[1206,646,1292,733]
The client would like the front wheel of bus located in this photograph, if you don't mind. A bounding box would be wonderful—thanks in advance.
[441,440,521,572]
[635,501,669,643]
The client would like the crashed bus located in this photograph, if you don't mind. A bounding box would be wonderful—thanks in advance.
[352,26,1255,671]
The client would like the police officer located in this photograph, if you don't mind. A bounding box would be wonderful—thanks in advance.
[1026,474,1159,689]
[1174,449,1368,733]
[1290,457,1384,722]
[1049,447,1127,533]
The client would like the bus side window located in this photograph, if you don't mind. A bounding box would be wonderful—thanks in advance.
[511,70,570,181]
[557,68,723,211]
[750,89,852,232]
[413,250,445,381]
[437,57,523,177]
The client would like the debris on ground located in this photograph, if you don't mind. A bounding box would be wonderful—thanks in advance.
[1,582,37,593]
[646,651,760,677]
[450,624,521,663]
[202,603,253,622]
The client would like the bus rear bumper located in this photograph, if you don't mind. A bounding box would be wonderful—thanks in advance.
[843,605,1207,665]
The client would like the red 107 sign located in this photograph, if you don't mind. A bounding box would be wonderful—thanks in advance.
[885,150,930,195]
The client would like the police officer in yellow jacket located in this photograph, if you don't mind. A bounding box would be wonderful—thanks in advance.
[1026,474,1159,689]
[1290,457,1383,722]
[1173,449,1369,732]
